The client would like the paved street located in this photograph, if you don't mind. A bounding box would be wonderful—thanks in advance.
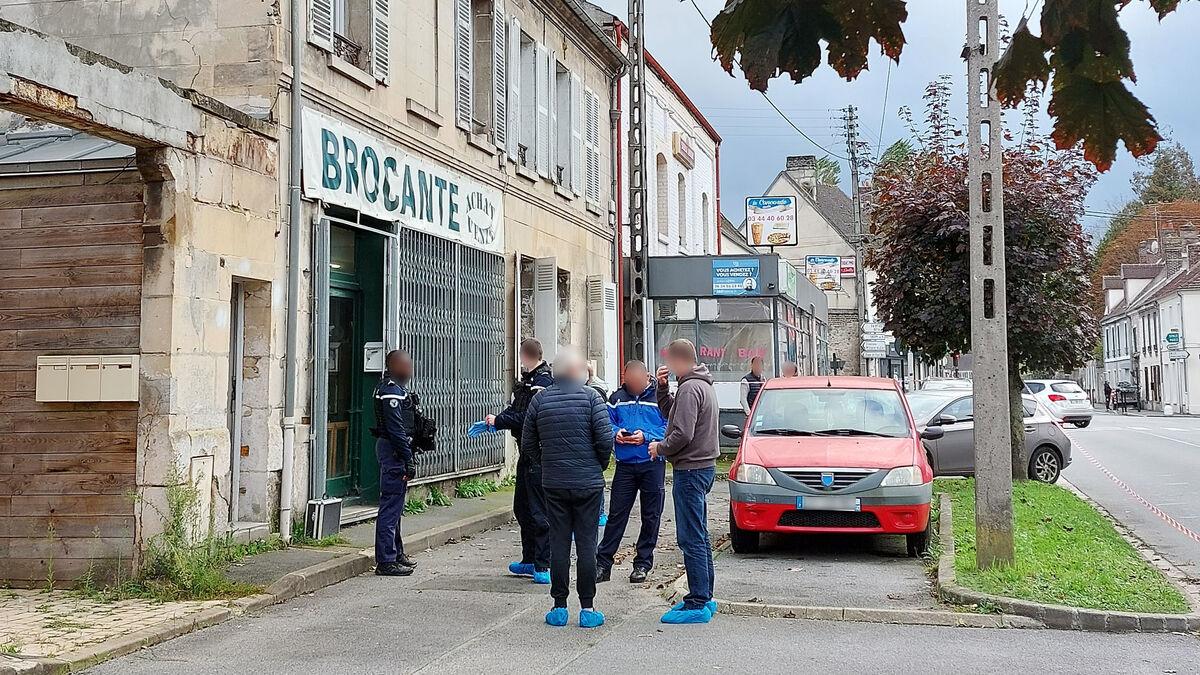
[1064,412,1200,582]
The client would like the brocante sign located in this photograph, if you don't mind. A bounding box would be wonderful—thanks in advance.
[301,108,504,253]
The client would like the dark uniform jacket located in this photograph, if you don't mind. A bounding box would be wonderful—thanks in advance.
[372,374,414,477]
[494,361,553,441]
[521,381,613,490]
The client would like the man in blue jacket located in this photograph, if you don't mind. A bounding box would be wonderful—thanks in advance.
[521,348,613,628]
[595,360,667,584]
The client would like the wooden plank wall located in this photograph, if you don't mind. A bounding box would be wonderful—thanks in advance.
[0,169,144,587]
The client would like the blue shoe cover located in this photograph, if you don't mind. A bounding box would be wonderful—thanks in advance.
[509,562,535,577]
[598,513,608,527]
[579,610,605,628]
[533,570,551,584]
[546,607,569,626]
[672,600,718,614]
[661,607,713,624]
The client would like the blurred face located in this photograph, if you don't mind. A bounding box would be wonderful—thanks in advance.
[751,358,764,377]
[389,353,413,384]
[667,354,693,379]
[783,362,798,377]
[623,363,649,396]
[520,353,540,372]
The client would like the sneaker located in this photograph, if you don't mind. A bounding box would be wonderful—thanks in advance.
[598,513,608,527]
[672,600,718,614]
[595,566,612,583]
[545,607,569,627]
[579,609,605,628]
[509,562,536,577]
[628,567,649,584]
[374,562,414,577]
[397,553,417,568]
[660,606,712,624]
[532,569,551,584]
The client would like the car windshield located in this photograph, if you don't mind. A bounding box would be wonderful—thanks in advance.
[905,392,956,422]
[750,387,912,438]
[1050,382,1084,394]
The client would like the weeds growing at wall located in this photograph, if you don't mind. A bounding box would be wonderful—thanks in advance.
[455,478,499,499]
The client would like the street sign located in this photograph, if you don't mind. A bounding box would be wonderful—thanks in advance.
[863,321,885,333]
[1169,350,1189,361]
[1166,331,1182,350]
[863,348,888,359]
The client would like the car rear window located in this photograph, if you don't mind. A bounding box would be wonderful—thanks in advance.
[1050,383,1084,394]
[1025,381,1045,393]
[750,388,911,438]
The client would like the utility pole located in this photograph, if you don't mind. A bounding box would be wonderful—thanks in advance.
[966,0,1014,569]
[842,105,868,376]
[624,0,648,362]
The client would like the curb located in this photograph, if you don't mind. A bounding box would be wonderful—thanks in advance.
[657,541,1040,629]
[1,504,514,675]
[934,493,1200,633]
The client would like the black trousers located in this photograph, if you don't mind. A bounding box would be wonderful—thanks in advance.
[544,486,604,609]
[513,453,551,571]
[596,460,666,570]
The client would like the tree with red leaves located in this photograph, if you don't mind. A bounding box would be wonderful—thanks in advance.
[867,85,1098,479]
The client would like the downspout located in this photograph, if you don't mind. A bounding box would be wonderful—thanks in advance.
[280,0,304,542]
[715,144,721,255]
[613,23,625,369]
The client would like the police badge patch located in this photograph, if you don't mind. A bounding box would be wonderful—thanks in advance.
[390,399,399,408]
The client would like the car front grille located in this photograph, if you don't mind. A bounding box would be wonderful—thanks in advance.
[777,510,882,529]
[780,469,878,491]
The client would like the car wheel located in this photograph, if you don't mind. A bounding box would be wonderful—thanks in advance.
[1072,419,1091,428]
[1029,446,1062,483]
[906,523,930,558]
[729,506,760,554]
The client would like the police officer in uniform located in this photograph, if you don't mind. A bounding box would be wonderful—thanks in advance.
[372,350,417,576]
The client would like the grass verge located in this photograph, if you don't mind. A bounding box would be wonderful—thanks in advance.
[938,478,1189,614]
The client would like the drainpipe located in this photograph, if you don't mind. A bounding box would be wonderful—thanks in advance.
[280,0,304,543]
[715,144,721,255]
[612,22,625,369]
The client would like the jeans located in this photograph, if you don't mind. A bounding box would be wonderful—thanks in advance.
[673,466,715,609]
[596,460,666,570]
[544,487,604,608]
[513,453,551,571]
[374,438,408,564]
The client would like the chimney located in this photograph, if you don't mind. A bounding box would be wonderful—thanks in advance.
[1187,242,1200,273]
[786,155,818,199]
[1137,239,1160,264]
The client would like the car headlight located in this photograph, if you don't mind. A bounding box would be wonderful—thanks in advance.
[880,465,925,487]
[735,463,776,485]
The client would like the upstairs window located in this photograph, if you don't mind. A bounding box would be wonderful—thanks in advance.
[311,0,390,83]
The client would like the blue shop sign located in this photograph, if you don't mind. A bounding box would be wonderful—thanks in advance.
[712,259,761,296]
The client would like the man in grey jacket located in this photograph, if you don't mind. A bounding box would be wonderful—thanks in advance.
[649,339,720,624]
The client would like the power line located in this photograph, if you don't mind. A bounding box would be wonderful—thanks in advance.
[876,60,892,159]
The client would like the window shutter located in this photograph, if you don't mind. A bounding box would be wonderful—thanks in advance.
[570,73,583,196]
[492,0,507,150]
[548,52,558,183]
[535,43,550,178]
[584,87,601,204]
[533,256,559,362]
[371,0,390,83]
[454,0,473,131]
[310,0,334,51]
[506,16,521,159]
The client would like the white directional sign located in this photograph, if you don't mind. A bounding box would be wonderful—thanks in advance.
[863,321,885,333]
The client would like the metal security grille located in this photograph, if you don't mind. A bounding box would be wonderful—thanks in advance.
[397,228,506,482]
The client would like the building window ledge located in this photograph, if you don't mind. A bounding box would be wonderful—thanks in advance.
[554,184,574,202]
[516,164,538,184]
[406,99,443,127]
[468,133,498,156]
[586,200,603,217]
[328,55,376,89]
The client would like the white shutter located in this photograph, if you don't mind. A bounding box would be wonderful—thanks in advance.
[570,73,583,196]
[535,43,550,178]
[492,0,507,149]
[548,52,558,183]
[454,0,473,131]
[371,0,390,83]
[310,0,334,51]
[584,87,601,204]
[506,16,521,159]
[533,256,558,361]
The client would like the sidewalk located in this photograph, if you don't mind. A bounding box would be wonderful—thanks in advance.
[0,491,513,674]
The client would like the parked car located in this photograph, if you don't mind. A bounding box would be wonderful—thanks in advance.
[1024,379,1093,427]
[920,377,972,391]
[723,377,935,557]
[906,390,1072,483]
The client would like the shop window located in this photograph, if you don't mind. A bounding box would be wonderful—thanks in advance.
[697,322,775,382]
[654,299,696,322]
[698,298,772,322]
[656,154,669,240]
[677,173,687,247]
[329,225,357,275]
[653,322,698,362]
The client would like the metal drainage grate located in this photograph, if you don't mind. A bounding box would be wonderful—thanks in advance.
[777,510,882,529]
[781,469,877,491]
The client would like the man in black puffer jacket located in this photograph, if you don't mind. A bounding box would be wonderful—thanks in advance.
[521,348,613,628]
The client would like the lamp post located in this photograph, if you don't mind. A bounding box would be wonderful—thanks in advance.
[830,354,845,375]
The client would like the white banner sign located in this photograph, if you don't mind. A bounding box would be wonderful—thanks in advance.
[805,255,841,291]
[746,196,797,247]
[301,108,503,253]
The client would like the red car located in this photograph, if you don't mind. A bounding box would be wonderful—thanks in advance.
[723,376,938,557]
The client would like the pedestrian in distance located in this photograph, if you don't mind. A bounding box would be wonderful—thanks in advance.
[488,338,554,584]
[596,360,668,585]
[371,351,418,576]
[521,348,613,628]
[650,339,721,624]
[740,356,766,414]
[781,361,799,377]
[1104,381,1112,410]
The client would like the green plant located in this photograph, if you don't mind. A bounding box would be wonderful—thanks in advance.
[404,497,427,515]
[455,477,498,499]
[44,522,56,591]
[426,487,452,507]
[1,644,20,655]
[43,618,89,632]
[500,475,516,488]
[289,521,350,547]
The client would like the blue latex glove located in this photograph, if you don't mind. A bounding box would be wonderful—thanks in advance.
[468,420,488,437]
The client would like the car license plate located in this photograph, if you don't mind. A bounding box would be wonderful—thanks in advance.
[797,496,860,511]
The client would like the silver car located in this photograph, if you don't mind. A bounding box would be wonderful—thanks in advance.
[906,391,1072,483]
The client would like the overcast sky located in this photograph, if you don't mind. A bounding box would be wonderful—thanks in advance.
[594,0,1200,241]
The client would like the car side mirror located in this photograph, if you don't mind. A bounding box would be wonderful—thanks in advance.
[937,414,958,426]
[921,426,945,441]
[721,424,742,439]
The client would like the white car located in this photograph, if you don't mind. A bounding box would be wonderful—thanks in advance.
[1024,379,1093,428]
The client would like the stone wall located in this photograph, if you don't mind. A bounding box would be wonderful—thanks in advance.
[828,309,861,375]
